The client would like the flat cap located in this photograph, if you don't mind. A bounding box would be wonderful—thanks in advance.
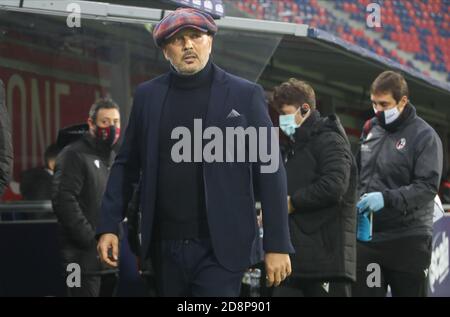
[153,7,218,48]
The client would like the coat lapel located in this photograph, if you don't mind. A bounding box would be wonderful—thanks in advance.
[144,65,231,167]
[145,74,170,168]
[205,64,231,128]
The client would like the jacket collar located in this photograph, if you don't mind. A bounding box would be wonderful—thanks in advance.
[144,62,230,165]
[151,61,229,127]
[169,59,214,89]
[293,110,321,144]
[204,63,229,127]
[82,133,114,160]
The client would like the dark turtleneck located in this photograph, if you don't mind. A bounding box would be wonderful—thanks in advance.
[156,59,214,240]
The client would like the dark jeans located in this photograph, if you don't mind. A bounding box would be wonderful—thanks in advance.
[151,238,245,297]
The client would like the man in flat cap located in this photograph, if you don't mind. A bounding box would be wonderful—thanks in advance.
[97,7,293,297]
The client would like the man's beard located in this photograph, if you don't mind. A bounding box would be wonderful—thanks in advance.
[172,56,208,75]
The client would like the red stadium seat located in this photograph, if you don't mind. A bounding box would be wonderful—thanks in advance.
[229,0,450,81]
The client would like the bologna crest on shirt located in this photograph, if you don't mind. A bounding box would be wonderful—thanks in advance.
[396,138,406,150]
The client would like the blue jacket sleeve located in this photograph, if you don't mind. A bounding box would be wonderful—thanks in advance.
[96,88,144,237]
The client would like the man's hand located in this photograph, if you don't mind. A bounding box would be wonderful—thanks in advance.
[97,233,119,268]
[287,196,295,214]
[357,192,384,215]
[264,253,292,287]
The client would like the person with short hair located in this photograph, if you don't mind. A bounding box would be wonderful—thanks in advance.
[353,71,443,297]
[271,79,357,297]
[21,143,59,202]
[52,98,121,297]
[96,8,293,297]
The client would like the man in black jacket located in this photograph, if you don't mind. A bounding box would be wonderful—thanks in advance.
[52,98,121,297]
[0,79,13,198]
[271,79,357,297]
[353,71,443,297]
[21,144,59,219]
[21,144,59,201]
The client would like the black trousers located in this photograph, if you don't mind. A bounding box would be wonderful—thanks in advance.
[352,235,432,297]
[151,238,245,297]
[138,257,158,297]
[66,273,118,297]
[62,244,118,297]
[272,278,352,297]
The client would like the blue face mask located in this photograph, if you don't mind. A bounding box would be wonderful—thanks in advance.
[279,108,300,137]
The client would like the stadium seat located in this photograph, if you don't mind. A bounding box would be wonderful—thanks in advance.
[230,0,450,82]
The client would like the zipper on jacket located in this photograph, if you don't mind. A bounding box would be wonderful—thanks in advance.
[363,134,388,195]
[364,134,408,216]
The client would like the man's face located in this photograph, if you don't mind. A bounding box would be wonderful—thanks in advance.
[88,108,121,136]
[162,28,213,75]
[47,159,56,172]
[371,92,408,113]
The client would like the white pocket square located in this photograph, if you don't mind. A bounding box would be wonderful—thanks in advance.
[226,109,241,119]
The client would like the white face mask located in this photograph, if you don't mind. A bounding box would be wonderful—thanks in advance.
[373,106,401,125]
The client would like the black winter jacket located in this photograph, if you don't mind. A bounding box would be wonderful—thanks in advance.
[52,134,114,257]
[0,80,13,197]
[282,111,357,282]
[358,104,443,241]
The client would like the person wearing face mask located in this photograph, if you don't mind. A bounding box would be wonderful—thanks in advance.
[52,98,121,297]
[272,79,357,297]
[353,71,443,297]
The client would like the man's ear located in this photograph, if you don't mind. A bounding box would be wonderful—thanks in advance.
[208,36,213,54]
[162,46,170,61]
[301,104,311,113]
[87,117,96,135]
[399,96,408,110]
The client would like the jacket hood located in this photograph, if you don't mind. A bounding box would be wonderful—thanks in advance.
[313,114,351,146]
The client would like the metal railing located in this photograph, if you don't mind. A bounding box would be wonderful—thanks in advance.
[0,201,449,223]
[0,200,56,223]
